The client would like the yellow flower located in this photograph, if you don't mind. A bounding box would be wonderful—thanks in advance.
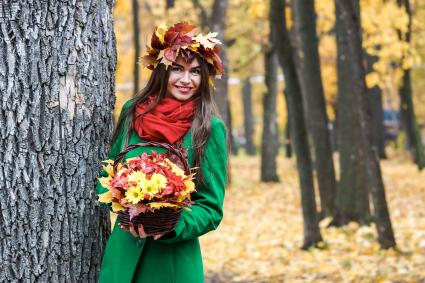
[125,187,144,204]
[98,191,113,203]
[127,171,146,184]
[98,176,112,190]
[150,173,168,191]
[111,202,125,212]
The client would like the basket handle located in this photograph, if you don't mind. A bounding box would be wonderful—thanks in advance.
[113,141,190,175]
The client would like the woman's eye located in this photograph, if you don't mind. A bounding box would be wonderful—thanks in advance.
[171,66,182,72]
[191,69,201,75]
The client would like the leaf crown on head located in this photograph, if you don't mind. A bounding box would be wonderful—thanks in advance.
[140,22,224,79]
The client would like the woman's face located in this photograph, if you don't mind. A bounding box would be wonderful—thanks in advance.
[166,56,201,101]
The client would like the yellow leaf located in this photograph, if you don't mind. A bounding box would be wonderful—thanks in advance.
[184,179,196,193]
[148,202,179,209]
[98,191,113,204]
[155,23,168,44]
[111,202,125,212]
[99,176,113,190]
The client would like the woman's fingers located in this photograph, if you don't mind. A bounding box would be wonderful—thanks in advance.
[128,224,140,237]
[119,223,164,239]
[137,224,148,238]
[153,233,165,240]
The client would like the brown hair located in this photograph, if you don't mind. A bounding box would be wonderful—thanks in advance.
[110,54,220,186]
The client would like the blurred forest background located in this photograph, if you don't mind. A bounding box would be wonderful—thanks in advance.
[112,0,425,282]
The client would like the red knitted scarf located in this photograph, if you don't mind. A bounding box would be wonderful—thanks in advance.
[133,97,196,144]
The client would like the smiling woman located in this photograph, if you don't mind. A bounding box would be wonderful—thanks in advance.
[96,22,228,283]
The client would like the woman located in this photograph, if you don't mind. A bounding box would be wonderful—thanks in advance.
[96,22,227,283]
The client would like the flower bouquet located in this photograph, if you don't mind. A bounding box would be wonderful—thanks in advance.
[97,141,196,235]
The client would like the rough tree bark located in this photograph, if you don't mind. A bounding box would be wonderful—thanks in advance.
[364,48,386,159]
[270,0,322,249]
[397,0,425,170]
[0,0,115,281]
[333,0,371,226]
[334,0,396,248]
[132,0,140,94]
[242,78,256,155]
[290,0,337,218]
[261,51,279,182]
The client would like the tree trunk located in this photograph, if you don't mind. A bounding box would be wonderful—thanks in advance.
[333,0,371,226]
[191,0,210,29]
[270,0,322,249]
[397,0,425,170]
[261,51,279,182]
[132,0,140,95]
[285,117,292,158]
[0,0,114,281]
[291,0,337,218]
[335,0,396,249]
[242,78,256,155]
[210,0,229,126]
[367,84,387,159]
[399,69,425,169]
[364,51,386,159]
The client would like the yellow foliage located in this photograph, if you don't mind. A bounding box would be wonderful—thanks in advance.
[315,0,335,35]
[248,0,267,20]
[366,71,380,89]
[360,0,417,89]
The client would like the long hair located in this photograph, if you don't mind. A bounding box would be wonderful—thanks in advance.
[110,54,220,186]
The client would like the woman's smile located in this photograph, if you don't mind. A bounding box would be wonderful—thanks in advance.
[175,85,193,94]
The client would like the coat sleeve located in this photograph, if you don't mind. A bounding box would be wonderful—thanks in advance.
[95,101,132,210]
[158,118,228,244]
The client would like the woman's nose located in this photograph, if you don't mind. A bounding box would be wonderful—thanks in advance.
[180,71,191,84]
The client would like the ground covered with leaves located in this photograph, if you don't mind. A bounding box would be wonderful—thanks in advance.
[201,152,425,283]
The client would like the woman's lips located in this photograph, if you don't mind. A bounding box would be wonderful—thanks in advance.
[176,86,192,94]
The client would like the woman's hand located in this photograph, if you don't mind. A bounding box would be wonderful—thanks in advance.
[119,223,165,240]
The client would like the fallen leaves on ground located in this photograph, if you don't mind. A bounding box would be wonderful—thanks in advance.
[201,153,425,282]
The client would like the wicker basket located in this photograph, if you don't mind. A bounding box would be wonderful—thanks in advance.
[113,141,190,235]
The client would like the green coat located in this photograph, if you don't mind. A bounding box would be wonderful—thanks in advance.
[96,101,227,283]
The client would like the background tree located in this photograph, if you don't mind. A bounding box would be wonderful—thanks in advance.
[270,0,322,248]
[290,0,337,218]
[334,0,396,248]
[397,0,425,169]
[365,53,387,159]
[261,49,279,182]
[334,1,371,226]
[0,0,115,281]
[242,78,256,155]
